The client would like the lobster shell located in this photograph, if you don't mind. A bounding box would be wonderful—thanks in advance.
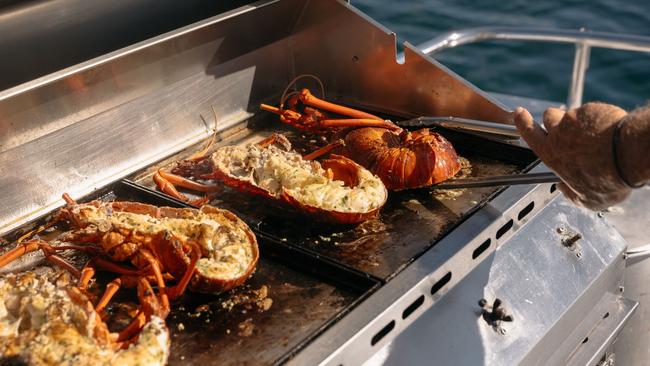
[209,154,384,225]
[74,201,259,294]
[340,127,462,190]
[187,205,259,294]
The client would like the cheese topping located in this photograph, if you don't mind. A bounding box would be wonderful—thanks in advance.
[212,143,387,213]
[73,205,254,280]
[0,267,170,366]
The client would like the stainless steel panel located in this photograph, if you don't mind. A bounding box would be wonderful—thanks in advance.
[565,297,637,366]
[602,186,650,366]
[289,0,513,123]
[0,0,254,91]
[360,196,630,366]
[0,0,301,235]
[0,0,298,154]
[289,163,560,366]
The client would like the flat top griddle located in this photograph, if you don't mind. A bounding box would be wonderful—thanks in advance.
[0,113,535,366]
[132,116,536,281]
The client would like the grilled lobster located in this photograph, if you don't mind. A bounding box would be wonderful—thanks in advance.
[153,133,388,224]
[0,194,258,344]
[260,81,461,190]
[0,266,170,365]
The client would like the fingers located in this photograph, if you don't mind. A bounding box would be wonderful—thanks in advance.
[542,107,565,131]
[514,107,548,159]
[557,182,582,206]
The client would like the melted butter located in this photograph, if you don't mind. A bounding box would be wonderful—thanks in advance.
[212,143,387,213]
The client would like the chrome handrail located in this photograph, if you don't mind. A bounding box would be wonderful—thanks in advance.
[415,27,650,109]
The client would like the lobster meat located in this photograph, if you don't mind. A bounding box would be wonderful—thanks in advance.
[260,84,462,190]
[0,266,170,366]
[153,133,388,224]
[0,193,258,344]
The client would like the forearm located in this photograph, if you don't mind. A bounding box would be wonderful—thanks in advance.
[618,105,650,186]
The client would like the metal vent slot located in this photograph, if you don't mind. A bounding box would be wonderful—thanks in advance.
[371,320,395,346]
[496,219,514,239]
[402,295,425,319]
[472,239,491,260]
[431,272,452,296]
[518,201,535,221]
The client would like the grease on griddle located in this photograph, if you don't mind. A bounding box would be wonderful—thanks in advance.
[431,156,472,200]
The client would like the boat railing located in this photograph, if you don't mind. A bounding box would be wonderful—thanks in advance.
[414,27,650,109]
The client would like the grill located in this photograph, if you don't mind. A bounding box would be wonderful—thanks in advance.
[0,1,637,365]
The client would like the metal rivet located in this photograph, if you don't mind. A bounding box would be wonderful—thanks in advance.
[557,227,566,234]
[597,212,605,218]
[575,252,582,259]
[499,327,507,335]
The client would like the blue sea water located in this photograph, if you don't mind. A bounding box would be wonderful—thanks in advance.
[354,1,650,110]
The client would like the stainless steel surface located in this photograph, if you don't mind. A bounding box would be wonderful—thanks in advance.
[0,0,254,91]
[601,186,650,366]
[415,26,650,109]
[0,0,295,154]
[289,1,513,124]
[290,163,561,366]
[568,31,591,109]
[434,172,560,189]
[0,0,300,235]
[565,297,637,366]
[398,116,520,137]
[0,0,514,236]
[362,196,633,366]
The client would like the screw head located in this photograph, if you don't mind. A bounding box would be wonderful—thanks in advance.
[557,227,566,234]
[575,252,582,259]
[499,327,507,335]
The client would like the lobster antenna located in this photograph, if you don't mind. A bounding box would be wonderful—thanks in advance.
[189,106,219,160]
[279,74,325,111]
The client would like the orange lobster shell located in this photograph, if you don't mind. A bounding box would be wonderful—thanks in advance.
[261,87,462,190]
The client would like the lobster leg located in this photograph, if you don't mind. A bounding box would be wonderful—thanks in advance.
[136,249,170,314]
[91,256,142,276]
[154,169,218,206]
[95,277,122,313]
[117,277,168,343]
[0,239,80,277]
[166,241,201,300]
[318,118,401,131]
[256,133,292,150]
[78,265,96,291]
[303,139,345,160]
[296,89,382,120]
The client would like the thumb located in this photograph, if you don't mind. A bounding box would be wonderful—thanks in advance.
[514,107,549,160]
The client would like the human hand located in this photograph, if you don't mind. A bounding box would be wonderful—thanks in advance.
[514,103,631,210]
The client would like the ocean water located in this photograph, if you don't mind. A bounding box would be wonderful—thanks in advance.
[354,1,650,110]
